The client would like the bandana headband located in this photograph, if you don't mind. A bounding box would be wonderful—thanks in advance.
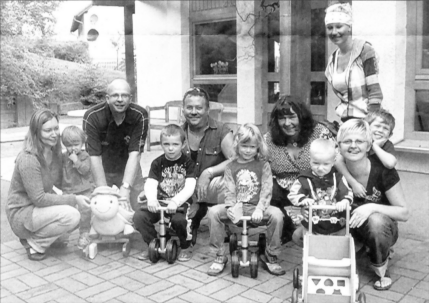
[325,3,352,26]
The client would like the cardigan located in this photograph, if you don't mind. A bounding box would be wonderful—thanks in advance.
[325,39,383,119]
[6,151,76,239]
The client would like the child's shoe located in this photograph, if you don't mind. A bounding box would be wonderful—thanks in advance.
[77,232,90,249]
[177,245,193,262]
[260,251,286,276]
[137,250,149,261]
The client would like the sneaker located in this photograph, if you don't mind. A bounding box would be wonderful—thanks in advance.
[137,250,149,261]
[77,232,90,249]
[260,251,286,276]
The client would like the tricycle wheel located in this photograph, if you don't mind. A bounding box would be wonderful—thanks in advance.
[291,288,299,303]
[122,241,131,257]
[250,252,258,279]
[165,239,178,264]
[231,250,240,278]
[357,292,366,303]
[293,267,301,289]
[229,233,238,255]
[148,238,160,263]
[258,233,266,255]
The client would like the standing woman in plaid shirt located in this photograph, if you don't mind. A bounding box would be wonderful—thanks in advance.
[325,2,383,122]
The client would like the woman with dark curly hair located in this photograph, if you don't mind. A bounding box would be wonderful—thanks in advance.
[264,96,335,243]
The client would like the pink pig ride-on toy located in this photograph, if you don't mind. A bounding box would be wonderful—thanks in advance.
[139,199,184,264]
[292,204,366,303]
[224,215,267,279]
[83,186,135,259]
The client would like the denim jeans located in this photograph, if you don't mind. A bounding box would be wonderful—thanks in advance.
[25,205,80,253]
[351,212,398,272]
[208,204,284,256]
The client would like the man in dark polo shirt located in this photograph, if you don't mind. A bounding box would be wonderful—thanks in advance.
[83,79,148,211]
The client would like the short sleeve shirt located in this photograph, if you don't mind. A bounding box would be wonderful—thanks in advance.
[149,153,196,203]
[353,157,400,208]
[83,102,148,174]
[368,140,396,164]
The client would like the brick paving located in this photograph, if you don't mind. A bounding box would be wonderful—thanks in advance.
[1,223,429,303]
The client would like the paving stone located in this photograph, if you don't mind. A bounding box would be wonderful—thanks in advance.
[267,297,283,303]
[1,263,22,273]
[1,267,30,281]
[210,283,248,301]
[2,278,30,294]
[34,263,71,278]
[40,257,64,267]
[149,285,189,303]
[399,295,426,303]
[391,276,420,294]
[2,251,26,262]
[16,273,48,288]
[166,273,204,289]
[155,264,189,279]
[16,283,58,301]
[4,240,25,250]
[143,260,173,274]
[119,256,151,269]
[180,291,220,303]
[408,287,429,300]
[223,273,264,288]
[181,268,217,283]
[241,289,273,303]
[179,258,203,269]
[91,261,124,276]
[226,295,257,303]
[2,295,27,303]
[116,292,153,303]
[64,257,98,271]
[44,267,82,282]
[192,252,214,264]
[56,293,88,303]
[395,260,429,273]
[195,278,232,295]
[8,252,30,263]
[1,287,11,298]
[126,270,161,285]
[86,286,129,303]
[75,281,115,299]
[110,275,145,291]
[27,288,71,303]
[98,264,135,280]
[54,277,88,292]
[105,299,123,303]
[135,280,174,297]
[390,267,427,280]
[87,253,116,266]
[364,293,396,303]
[416,280,429,290]
[361,285,404,302]
[1,256,12,267]
[17,259,48,272]
[165,297,189,303]
[1,244,14,254]
[270,280,293,301]
[70,272,104,286]
[254,276,287,294]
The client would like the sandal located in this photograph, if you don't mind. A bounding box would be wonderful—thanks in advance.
[137,250,149,261]
[177,247,193,262]
[260,252,286,276]
[373,270,392,291]
[207,255,228,276]
[20,239,46,261]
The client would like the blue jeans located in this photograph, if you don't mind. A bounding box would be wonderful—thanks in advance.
[208,204,284,256]
[25,205,80,253]
[351,213,398,267]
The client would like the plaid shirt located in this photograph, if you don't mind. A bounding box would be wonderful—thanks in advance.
[326,39,383,119]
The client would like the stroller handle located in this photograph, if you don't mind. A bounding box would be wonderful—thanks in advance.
[308,204,350,236]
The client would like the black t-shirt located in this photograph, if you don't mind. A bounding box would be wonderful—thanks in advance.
[368,140,396,165]
[148,153,196,203]
[353,157,400,208]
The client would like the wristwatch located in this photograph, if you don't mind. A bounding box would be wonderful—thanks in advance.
[121,182,131,190]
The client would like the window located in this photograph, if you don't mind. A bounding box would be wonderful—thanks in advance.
[414,1,429,133]
[192,19,237,105]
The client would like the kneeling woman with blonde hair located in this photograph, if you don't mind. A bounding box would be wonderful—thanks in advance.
[337,119,409,290]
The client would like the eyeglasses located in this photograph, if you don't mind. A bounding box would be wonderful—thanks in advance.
[108,94,131,100]
[339,140,368,146]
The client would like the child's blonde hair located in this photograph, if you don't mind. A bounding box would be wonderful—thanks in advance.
[232,123,269,160]
[61,125,86,146]
[310,138,337,159]
[160,124,186,143]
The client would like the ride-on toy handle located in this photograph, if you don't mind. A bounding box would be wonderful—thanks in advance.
[308,204,350,236]
[139,199,185,213]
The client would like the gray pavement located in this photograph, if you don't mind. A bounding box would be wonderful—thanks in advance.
[1,116,429,303]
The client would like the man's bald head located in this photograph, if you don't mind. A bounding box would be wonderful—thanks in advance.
[106,79,131,95]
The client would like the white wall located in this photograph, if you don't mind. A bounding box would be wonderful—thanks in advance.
[134,1,184,108]
[353,1,407,144]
